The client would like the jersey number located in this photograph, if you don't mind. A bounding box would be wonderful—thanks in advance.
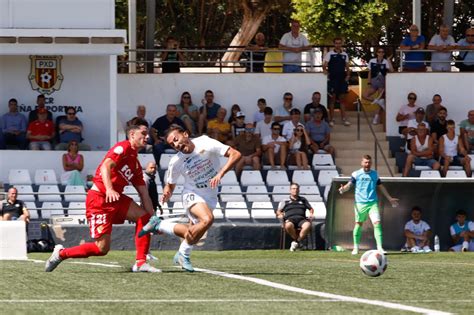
[92,214,107,225]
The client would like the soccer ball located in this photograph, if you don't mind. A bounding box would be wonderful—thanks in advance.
[359,250,387,277]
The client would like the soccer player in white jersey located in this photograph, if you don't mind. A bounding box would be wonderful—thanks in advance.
[339,155,399,255]
[139,124,241,271]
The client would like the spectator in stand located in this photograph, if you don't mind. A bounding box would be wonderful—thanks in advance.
[274,92,295,124]
[430,106,448,156]
[198,90,221,135]
[28,94,52,123]
[253,98,267,125]
[151,104,186,164]
[460,110,474,153]
[288,124,311,170]
[246,32,267,73]
[405,107,430,152]
[27,107,55,150]
[425,94,445,125]
[207,107,231,144]
[1,98,27,149]
[0,187,30,223]
[323,37,351,127]
[279,20,311,73]
[396,92,420,137]
[362,47,394,125]
[403,206,432,253]
[228,104,242,127]
[60,140,86,187]
[399,24,426,72]
[303,91,328,123]
[402,122,440,177]
[306,108,335,157]
[456,27,474,72]
[234,123,261,176]
[231,111,246,141]
[427,24,456,72]
[161,36,185,73]
[282,108,304,141]
[439,120,471,177]
[262,122,287,169]
[255,107,273,141]
[55,106,91,151]
[127,105,153,130]
[449,209,474,252]
[143,161,161,214]
[176,92,198,136]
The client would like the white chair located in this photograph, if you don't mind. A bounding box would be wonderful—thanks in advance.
[312,154,336,170]
[138,153,156,169]
[68,202,86,215]
[420,170,441,178]
[159,153,176,170]
[220,185,245,202]
[317,170,339,187]
[123,186,140,202]
[240,170,265,186]
[8,169,32,185]
[212,208,224,219]
[245,185,270,202]
[413,165,431,171]
[272,185,289,202]
[25,201,39,219]
[169,185,184,202]
[292,170,316,185]
[299,184,322,202]
[34,169,58,185]
[64,185,87,202]
[310,201,327,220]
[37,185,62,202]
[15,185,36,202]
[250,202,276,219]
[224,202,250,219]
[163,170,185,185]
[40,202,64,219]
[446,170,467,178]
[266,170,290,186]
[220,170,238,185]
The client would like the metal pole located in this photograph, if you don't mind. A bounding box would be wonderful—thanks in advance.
[145,0,155,74]
[443,0,454,29]
[249,51,253,73]
[412,0,422,33]
[128,0,137,74]
[374,141,378,171]
[357,99,360,141]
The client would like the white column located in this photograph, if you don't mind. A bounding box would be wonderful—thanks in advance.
[110,55,118,146]
[128,0,137,73]
[412,0,422,33]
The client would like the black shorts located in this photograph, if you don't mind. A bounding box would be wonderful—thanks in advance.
[328,79,348,98]
[285,216,308,229]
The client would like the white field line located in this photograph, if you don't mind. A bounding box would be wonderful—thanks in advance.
[195,267,452,315]
[28,259,121,268]
[0,299,338,303]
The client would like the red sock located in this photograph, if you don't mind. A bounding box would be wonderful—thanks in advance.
[59,242,104,260]
[135,213,151,262]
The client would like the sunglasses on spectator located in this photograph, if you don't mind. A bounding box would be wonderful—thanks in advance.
[272,127,281,131]
[466,34,474,37]
[294,128,304,132]
[377,50,384,53]
[67,112,75,115]
[408,97,416,100]
[182,96,190,99]
[284,97,293,100]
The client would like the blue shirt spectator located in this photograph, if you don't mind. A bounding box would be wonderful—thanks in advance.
[55,107,90,151]
[1,98,27,149]
[400,25,426,71]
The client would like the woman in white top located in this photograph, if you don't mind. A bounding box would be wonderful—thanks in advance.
[438,120,472,177]
[287,125,311,170]
[403,122,439,177]
[396,92,420,136]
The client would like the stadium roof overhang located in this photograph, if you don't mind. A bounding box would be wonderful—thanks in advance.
[0,29,126,55]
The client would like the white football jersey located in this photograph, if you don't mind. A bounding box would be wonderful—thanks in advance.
[404,219,431,235]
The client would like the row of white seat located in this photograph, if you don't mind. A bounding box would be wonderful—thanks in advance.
[417,169,472,178]
[13,185,86,202]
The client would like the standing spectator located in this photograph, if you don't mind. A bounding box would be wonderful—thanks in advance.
[427,24,456,72]
[460,110,474,153]
[246,32,267,73]
[228,104,242,127]
[1,98,27,149]
[234,123,261,176]
[430,106,448,156]
[303,91,328,123]
[276,183,314,251]
[55,106,91,151]
[28,94,52,123]
[198,90,221,135]
[274,92,295,124]
[279,20,311,73]
[449,209,474,252]
[396,92,420,137]
[176,92,198,136]
[287,124,311,170]
[27,107,55,150]
[207,107,231,144]
[306,108,335,156]
[1,187,30,223]
[261,122,288,169]
[403,206,432,253]
[255,107,273,141]
[282,108,304,141]
[456,27,474,72]
[439,120,472,177]
[143,161,161,214]
[60,140,86,187]
[399,24,426,72]
[323,37,351,127]
[425,94,445,125]
[252,98,267,125]
[231,111,246,140]
[161,36,185,73]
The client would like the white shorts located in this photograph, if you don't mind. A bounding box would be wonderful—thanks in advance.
[182,191,217,224]
[450,242,474,252]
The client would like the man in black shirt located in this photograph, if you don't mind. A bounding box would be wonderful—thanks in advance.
[430,106,448,157]
[143,161,162,214]
[276,183,314,251]
[1,187,30,222]
[303,91,329,123]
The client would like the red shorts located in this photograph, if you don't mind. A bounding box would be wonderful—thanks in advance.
[86,190,133,239]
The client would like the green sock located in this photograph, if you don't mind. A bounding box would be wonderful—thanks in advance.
[374,223,383,248]
[353,224,362,247]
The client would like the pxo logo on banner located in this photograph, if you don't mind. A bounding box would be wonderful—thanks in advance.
[29,55,64,95]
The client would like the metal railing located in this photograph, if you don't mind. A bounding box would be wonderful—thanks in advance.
[397,48,473,71]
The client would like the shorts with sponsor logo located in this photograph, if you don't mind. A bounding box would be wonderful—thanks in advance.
[354,201,380,223]
[182,191,217,224]
[86,190,132,239]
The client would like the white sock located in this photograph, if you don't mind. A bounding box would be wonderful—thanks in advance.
[158,220,177,236]
[462,241,469,249]
[179,240,193,257]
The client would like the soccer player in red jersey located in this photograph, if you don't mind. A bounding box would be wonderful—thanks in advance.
[45,120,159,272]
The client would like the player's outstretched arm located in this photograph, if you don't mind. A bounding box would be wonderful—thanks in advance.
[210,147,241,189]
[378,184,399,207]
[338,181,352,195]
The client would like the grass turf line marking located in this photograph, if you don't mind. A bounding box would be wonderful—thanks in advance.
[0,299,339,303]
[195,268,452,315]
[27,259,121,268]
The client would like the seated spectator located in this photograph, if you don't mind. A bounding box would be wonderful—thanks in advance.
[449,209,474,252]
[402,122,440,177]
[28,94,52,123]
[405,107,430,152]
[198,90,221,135]
[126,105,153,129]
[274,92,295,124]
[306,108,335,156]
[0,187,30,223]
[425,94,445,125]
[276,183,314,251]
[175,92,198,135]
[403,206,432,253]
[253,98,267,125]
[304,91,328,123]
[234,123,261,176]
[282,108,304,140]
[460,110,474,153]
[60,140,86,187]
[396,92,420,137]
[427,24,456,72]
[228,104,242,127]
[439,120,472,177]
[151,104,186,163]
[1,98,27,149]
[27,108,55,150]
[288,125,310,170]
[456,27,474,72]
[161,36,185,73]
[231,111,246,140]
[430,106,448,156]
[55,106,91,151]
[399,24,426,72]
[246,32,267,73]
[207,107,231,144]
[261,122,287,169]
[255,107,273,141]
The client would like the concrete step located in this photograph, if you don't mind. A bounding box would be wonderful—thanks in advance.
[330,140,389,150]
[336,149,392,159]
[337,164,399,177]
[331,131,386,141]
